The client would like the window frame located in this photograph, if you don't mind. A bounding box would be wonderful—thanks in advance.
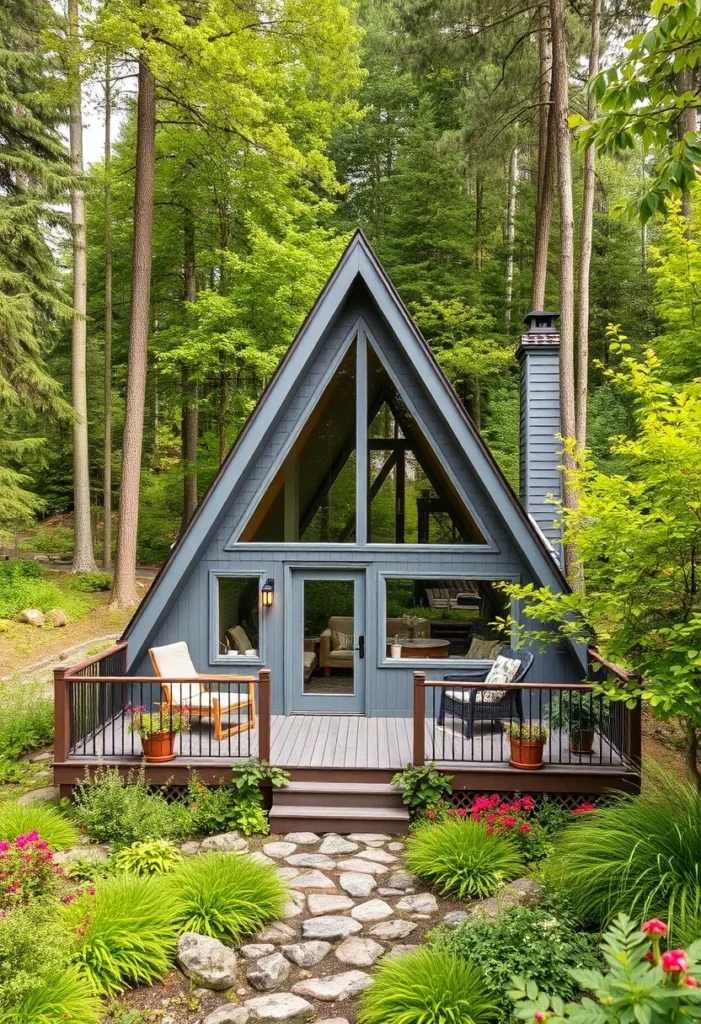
[209,570,266,666]
[376,571,518,670]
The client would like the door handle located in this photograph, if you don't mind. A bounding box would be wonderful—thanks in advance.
[356,635,365,659]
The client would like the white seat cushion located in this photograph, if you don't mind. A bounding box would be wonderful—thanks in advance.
[179,691,250,711]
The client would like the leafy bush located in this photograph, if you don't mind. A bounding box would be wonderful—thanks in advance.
[392,762,453,822]
[0,904,70,1007]
[434,902,601,1021]
[166,851,287,943]
[508,914,701,1024]
[466,794,570,863]
[0,679,53,760]
[0,802,78,851]
[186,760,289,837]
[22,525,74,558]
[0,831,60,909]
[544,772,701,943]
[73,766,192,850]
[112,839,183,876]
[406,817,523,899]
[68,572,112,593]
[358,947,498,1024]
[0,560,88,620]
[63,874,178,995]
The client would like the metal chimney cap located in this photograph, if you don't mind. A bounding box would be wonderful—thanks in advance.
[524,310,560,333]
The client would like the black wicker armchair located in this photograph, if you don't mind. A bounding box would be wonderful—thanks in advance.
[437,647,534,739]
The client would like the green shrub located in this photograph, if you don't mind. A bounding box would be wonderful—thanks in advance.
[21,525,74,558]
[112,839,183,876]
[0,679,53,760]
[433,902,601,1021]
[544,772,701,943]
[0,904,70,1006]
[68,572,112,593]
[358,947,498,1024]
[0,560,89,620]
[0,802,78,850]
[63,874,178,995]
[185,760,289,837]
[73,766,192,850]
[166,851,287,943]
[405,818,524,899]
[391,763,453,822]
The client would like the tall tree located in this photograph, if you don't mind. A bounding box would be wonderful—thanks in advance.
[505,145,519,326]
[67,0,97,572]
[103,54,113,569]
[532,0,554,310]
[181,200,198,529]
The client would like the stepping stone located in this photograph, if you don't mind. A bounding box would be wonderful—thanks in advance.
[203,1007,249,1024]
[368,920,418,940]
[247,952,291,991]
[396,893,438,915]
[334,936,385,967]
[383,944,420,960]
[317,1020,350,1024]
[339,872,376,897]
[276,867,300,881]
[347,833,391,844]
[307,894,354,916]
[301,915,362,941]
[257,922,296,944]
[201,832,249,853]
[292,970,372,1002]
[318,835,359,856]
[241,944,276,960]
[244,992,313,1021]
[290,870,335,889]
[443,910,469,928]
[388,870,419,891]
[377,888,404,896]
[281,941,331,967]
[336,858,390,876]
[350,899,394,923]
[30,751,53,762]
[18,786,58,805]
[388,842,405,853]
[284,832,320,845]
[355,848,397,865]
[286,853,336,870]
[248,852,276,867]
[281,899,303,920]
[264,842,298,859]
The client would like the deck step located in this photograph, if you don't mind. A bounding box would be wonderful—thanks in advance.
[269,803,409,836]
[273,781,404,810]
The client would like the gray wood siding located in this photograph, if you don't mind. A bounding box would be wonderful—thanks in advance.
[519,345,562,551]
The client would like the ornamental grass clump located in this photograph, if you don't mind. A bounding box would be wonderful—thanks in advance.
[166,851,288,943]
[358,947,498,1024]
[405,817,524,899]
[544,770,701,943]
[63,874,179,995]
[0,801,78,851]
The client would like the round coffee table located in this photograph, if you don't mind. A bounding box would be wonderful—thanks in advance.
[387,639,450,658]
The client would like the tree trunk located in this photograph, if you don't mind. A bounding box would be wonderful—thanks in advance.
[505,146,519,326]
[475,171,484,272]
[68,0,97,573]
[110,61,156,609]
[218,367,229,466]
[532,0,554,310]
[181,206,198,529]
[550,0,578,577]
[676,67,696,227]
[575,0,601,451]
[103,54,113,570]
[685,717,701,791]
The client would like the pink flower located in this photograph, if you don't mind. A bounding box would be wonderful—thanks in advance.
[425,810,436,821]
[519,822,532,833]
[457,807,467,817]
[644,950,654,962]
[522,796,534,811]
[572,803,596,816]
[62,893,76,904]
[486,813,497,825]
[662,950,690,973]
[685,976,699,988]
[534,1013,547,1022]
[0,842,9,853]
[486,827,494,835]
[502,816,517,828]
[447,808,455,817]
[642,919,668,936]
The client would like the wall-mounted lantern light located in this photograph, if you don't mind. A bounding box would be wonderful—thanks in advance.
[261,578,274,607]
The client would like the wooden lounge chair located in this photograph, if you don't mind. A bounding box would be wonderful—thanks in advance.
[149,641,256,743]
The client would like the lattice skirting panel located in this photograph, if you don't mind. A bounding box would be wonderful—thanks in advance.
[451,790,609,812]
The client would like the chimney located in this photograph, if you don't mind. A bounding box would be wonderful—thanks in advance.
[515,311,563,567]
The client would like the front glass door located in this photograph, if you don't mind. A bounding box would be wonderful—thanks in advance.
[290,570,366,713]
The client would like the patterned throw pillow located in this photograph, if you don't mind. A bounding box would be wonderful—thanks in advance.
[473,655,521,703]
[466,637,504,660]
[331,629,354,651]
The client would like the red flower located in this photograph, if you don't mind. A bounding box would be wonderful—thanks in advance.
[502,816,517,828]
[519,822,532,833]
[486,827,494,835]
[644,950,654,962]
[662,950,690,973]
[572,803,596,816]
[522,796,534,811]
[642,919,668,937]
[457,807,467,817]
[447,808,455,816]
[685,976,699,988]
[486,813,497,825]
[425,810,437,821]
[534,1013,547,1022]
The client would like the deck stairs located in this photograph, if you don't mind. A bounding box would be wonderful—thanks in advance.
[269,780,409,835]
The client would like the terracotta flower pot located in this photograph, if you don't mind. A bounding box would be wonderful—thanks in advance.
[570,728,595,755]
[509,738,545,770]
[141,731,176,763]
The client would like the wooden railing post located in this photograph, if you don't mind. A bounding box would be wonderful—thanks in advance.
[413,671,425,766]
[53,668,70,763]
[258,669,271,762]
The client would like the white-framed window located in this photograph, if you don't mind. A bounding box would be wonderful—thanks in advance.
[211,572,264,664]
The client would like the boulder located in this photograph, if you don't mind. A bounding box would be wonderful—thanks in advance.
[301,915,362,941]
[177,932,238,991]
[16,608,44,627]
[263,842,298,859]
[247,953,291,991]
[387,870,419,891]
[53,844,109,865]
[281,941,331,967]
[468,897,501,922]
[244,993,314,1021]
[443,910,469,928]
[256,922,296,944]
[181,841,202,856]
[383,944,420,960]
[33,554,50,563]
[292,970,372,1002]
[201,832,249,853]
[500,878,544,908]
[45,608,68,627]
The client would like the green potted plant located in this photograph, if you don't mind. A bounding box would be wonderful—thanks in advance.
[546,693,610,755]
[126,703,190,763]
[505,721,548,770]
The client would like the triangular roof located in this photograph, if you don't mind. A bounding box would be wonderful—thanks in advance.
[123,230,572,665]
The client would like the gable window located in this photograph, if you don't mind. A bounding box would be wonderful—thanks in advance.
[215,575,262,660]
[382,576,509,661]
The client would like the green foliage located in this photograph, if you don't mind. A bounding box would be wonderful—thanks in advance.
[504,721,549,742]
[67,572,112,593]
[546,694,610,734]
[111,839,183,877]
[391,763,453,822]
[0,801,78,851]
[126,704,191,738]
[185,762,285,838]
[166,851,287,943]
[544,771,701,943]
[8,967,102,1024]
[73,766,191,850]
[508,914,701,1024]
[0,561,90,620]
[405,817,524,899]
[0,678,53,761]
[358,946,498,1024]
[434,903,601,1022]
[63,874,178,996]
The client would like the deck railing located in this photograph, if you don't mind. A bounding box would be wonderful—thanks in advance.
[54,642,271,764]
[413,671,641,770]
